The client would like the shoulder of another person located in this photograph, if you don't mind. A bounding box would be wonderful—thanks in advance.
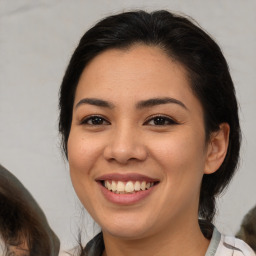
[217,233,255,256]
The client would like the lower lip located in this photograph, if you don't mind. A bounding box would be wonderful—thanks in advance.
[98,183,156,205]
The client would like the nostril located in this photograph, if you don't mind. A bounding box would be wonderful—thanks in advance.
[103,142,147,164]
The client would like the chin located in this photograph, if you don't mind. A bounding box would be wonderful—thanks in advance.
[100,217,154,240]
[103,227,149,240]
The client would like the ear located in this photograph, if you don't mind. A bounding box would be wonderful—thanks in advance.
[204,123,230,174]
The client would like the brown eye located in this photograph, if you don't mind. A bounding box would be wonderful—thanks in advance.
[81,115,110,125]
[145,115,178,126]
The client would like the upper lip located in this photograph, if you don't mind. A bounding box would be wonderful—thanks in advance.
[96,173,159,183]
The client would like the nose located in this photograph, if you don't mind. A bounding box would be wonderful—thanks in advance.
[103,125,147,164]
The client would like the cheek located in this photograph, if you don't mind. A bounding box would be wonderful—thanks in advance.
[67,132,101,206]
[150,130,206,177]
[67,131,103,185]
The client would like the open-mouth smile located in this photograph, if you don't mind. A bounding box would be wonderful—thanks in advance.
[96,173,159,204]
[102,180,156,194]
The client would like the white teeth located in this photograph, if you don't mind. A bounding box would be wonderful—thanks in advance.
[141,181,146,191]
[105,181,110,190]
[104,180,155,194]
[134,181,140,191]
[112,181,117,192]
[117,181,125,192]
[125,181,134,193]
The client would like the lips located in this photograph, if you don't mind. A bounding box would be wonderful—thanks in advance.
[96,173,159,205]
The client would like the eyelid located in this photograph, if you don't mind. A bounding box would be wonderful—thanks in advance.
[80,115,111,125]
[79,114,179,126]
[143,114,179,125]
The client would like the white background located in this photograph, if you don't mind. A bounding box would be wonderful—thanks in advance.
[0,0,256,250]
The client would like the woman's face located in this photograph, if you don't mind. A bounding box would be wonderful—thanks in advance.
[68,45,212,239]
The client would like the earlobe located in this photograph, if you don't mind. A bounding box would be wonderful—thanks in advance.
[204,123,230,174]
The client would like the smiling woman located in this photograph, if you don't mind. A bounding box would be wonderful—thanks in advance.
[58,10,255,256]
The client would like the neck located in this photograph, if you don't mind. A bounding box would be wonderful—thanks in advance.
[102,218,210,256]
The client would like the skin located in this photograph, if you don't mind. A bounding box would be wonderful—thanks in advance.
[68,45,229,256]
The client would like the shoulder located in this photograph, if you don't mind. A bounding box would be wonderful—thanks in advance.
[216,232,255,256]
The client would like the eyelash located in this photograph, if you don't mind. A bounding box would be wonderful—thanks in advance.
[144,115,178,126]
[80,115,178,126]
[80,115,110,126]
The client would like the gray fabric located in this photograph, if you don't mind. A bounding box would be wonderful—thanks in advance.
[205,227,221,256]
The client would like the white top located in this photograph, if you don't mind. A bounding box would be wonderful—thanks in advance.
[205,228,255,256]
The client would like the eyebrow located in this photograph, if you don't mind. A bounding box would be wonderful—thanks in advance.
[75,98,114,109]
[75,97,187,110]
[136,97,188,110]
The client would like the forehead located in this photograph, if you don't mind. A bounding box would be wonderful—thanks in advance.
[75,44,200,110]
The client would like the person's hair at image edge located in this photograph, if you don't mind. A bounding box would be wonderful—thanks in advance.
[0,164,60,256]
[59,9,241,239]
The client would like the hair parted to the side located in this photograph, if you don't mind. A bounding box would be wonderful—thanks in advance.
[59,10,241,230]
